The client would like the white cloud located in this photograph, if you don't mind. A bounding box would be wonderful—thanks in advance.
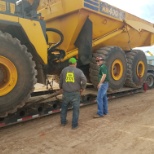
[135,46,154,55]
[140,1,154,22]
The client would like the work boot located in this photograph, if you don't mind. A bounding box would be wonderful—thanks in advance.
[72,125,78,130]
[93,114,103,118]
[61,120,68,126]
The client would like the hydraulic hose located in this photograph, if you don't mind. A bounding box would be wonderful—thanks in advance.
[46,28,64,53]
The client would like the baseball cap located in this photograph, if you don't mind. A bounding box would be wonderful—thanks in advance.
[69,57,77,64]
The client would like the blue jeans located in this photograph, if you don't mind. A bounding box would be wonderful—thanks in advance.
[96,82,108,116]
[61,91,80,127]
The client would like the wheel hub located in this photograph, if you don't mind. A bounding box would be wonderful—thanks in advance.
[112,59,123,80]
[137,61,145,78]
[0,56,18,96]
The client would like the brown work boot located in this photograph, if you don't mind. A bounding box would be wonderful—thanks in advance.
[61,120,68,126]
[72,125,78,130]
[93,114,103,118]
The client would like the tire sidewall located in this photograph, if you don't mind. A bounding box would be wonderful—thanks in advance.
[131,51,147,84]
[89,46,127,89]
[0,34,36,113]
[106,47,127,89]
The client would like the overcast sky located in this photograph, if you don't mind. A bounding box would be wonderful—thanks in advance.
[102,0,154,55]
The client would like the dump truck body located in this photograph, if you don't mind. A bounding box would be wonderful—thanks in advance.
[38,0,154,62]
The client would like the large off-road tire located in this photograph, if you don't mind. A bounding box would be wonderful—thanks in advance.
[125,50,147,87]
[0,31,37,117]
[89,46,127,90]
[146,72,154,89]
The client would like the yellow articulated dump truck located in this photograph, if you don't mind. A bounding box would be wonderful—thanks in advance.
[0,0,154,117]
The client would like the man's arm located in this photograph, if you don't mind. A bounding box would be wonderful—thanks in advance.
[99,74,106,84]
[97,74,106,89]
[59,71,63,89]
[80,72,87,95]
[80,72,87,90]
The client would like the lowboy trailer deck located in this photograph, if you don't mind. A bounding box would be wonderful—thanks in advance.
[0,86,143,128]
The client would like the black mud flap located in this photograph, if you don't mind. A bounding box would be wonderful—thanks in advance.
[75,18,92,66]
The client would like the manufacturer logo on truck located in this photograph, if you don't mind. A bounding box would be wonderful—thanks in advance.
[84,0,125,20]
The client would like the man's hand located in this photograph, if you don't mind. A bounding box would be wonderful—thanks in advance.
[60,89,63,94]
[80,89,85,95]
[97,83,102,89]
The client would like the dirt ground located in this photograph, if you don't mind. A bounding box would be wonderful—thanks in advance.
[0,89,154,154]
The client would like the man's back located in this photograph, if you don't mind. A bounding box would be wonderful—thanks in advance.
[59,66,87,92]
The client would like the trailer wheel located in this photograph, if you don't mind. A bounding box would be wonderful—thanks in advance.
[146,72,154,89]
[89,46,127,89]
[125,50,147,87]
[0,31,37,117]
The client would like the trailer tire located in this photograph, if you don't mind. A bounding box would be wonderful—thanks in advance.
[89,46,127,89]
[125,50,147,87]
[0,32,37,117]
[146,72,154,89]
